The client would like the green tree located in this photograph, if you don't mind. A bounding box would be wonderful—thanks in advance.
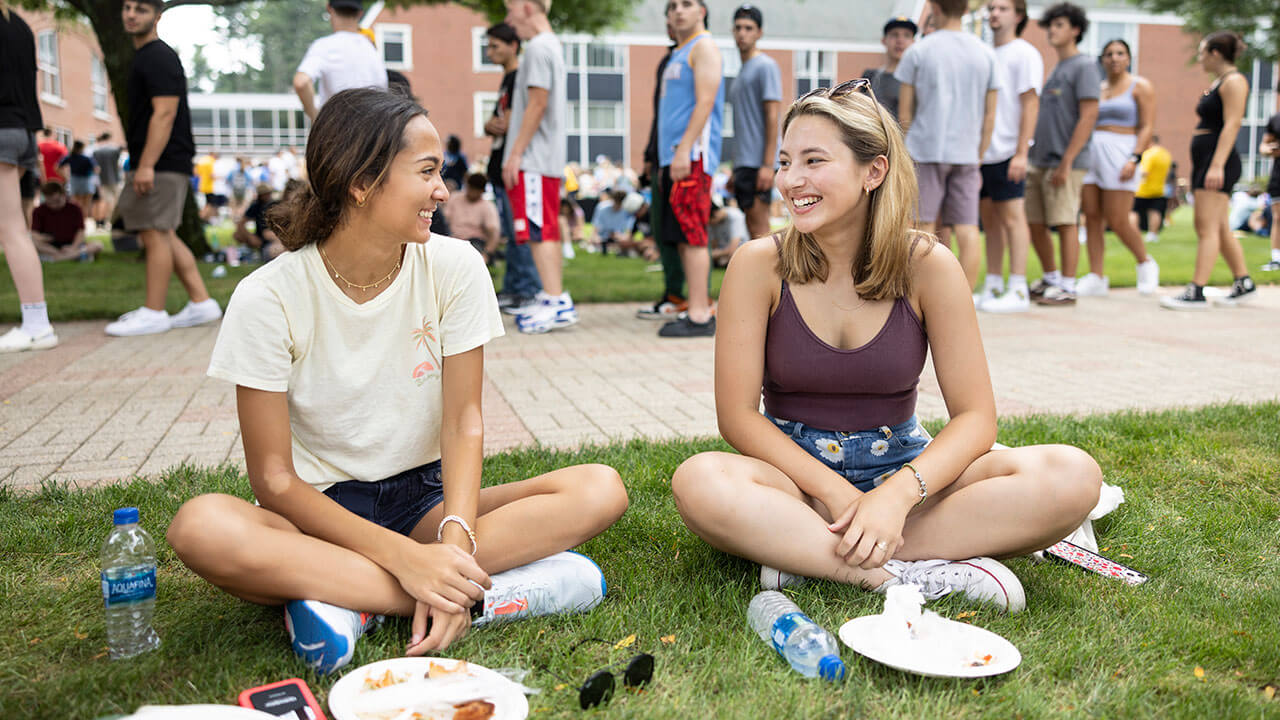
[1134,0,1278,65]
[213,0,331,93]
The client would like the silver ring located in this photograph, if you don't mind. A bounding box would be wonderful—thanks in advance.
[875,541,888,551]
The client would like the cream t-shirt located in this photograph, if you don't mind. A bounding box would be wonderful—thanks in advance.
[208,236,504,491]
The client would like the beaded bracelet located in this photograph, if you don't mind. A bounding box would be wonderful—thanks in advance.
[437,514,478,555]
[900,462,927,506]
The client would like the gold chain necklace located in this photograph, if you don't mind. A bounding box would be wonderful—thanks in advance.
[319,245,401,292]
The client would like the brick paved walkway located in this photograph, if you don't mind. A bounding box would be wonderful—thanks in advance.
[1,287,1276,490]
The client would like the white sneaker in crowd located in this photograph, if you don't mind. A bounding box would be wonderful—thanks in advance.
[973,284,999,308]
[1136,259,1160,295]
[473,550,606,626]
[1144,231,1158,244]
[1075,273,1109,297]
[170,298,223,328]
[284,599,379,674]
[881,557,1026,614]
[105,307,172,337]
[0,326,58,353]
[760,565,809,591]
[516,293,577,334]
[979,286,1031,314]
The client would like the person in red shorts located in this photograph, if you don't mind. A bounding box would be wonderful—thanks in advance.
[656,0,724,338]
[502,0,574,335]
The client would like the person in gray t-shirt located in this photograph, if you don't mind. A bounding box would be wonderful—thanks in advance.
[860,16,917,121]
[708,199,747,267]
[896,0,998,290]
[727,4,781,240]
[90,131,123,224]
[1024,3,1101,307]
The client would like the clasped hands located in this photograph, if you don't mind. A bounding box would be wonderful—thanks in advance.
[825,476,919,571]
[393,538,490,656]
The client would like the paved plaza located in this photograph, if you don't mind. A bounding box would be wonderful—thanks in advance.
[0,287,1276,490]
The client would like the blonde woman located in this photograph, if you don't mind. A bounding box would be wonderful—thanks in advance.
[671,80,1102,613]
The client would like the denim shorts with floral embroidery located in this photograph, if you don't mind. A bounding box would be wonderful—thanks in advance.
[766,413,932,493]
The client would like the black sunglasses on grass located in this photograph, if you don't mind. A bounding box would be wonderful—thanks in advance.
[553,637,655,709]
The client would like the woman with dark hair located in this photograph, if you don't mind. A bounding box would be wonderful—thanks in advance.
[1078,39,1159,296]
[1161,31,1256,309]
[57,139,97,213]
[0,1,57,353]
[167,88,628,674]
[671,81,1102,615]
[441,133,468,191]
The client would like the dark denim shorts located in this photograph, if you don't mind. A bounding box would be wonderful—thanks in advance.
[323,460,444,536]
[767,413,932,493]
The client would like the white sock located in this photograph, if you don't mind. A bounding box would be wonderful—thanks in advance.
[1043,270,1062,285]
[1145,232,1157,242]
[1061,276,1077,293]
[1009,274,1028,291]
[1272,248,1280,262]
[20,303,51,336]
[984,274,1004,293]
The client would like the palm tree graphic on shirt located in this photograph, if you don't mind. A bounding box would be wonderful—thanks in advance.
[410,318,441,385]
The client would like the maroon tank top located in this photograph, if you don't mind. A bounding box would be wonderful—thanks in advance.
[762,280,927,431]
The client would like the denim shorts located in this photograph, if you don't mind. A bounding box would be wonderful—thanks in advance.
[323,460,444,536]
[0,128,39,173]
[767,413,932,493]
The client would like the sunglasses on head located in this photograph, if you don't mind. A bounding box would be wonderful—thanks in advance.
[557,637,656,709]
[798,77,891,138]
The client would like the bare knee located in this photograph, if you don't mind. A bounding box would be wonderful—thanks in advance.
[168,494,263,576]
[1043,445,1103,519]
[580,463,628,525]
[671,452,738,526]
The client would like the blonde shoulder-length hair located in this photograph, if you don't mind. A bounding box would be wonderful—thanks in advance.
[774,89,932,301]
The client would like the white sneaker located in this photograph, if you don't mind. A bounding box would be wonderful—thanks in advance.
[881,557,1026,614]
[516,294,577,334]
[0,326,58,353]
[170,298,223,328]
[473,550,606,627]
[105,307,172,337]
[1136,259,1160,295]
[760,565,808,591]
[1144,232,1158,244]
[979,287,1030,314]
[284,599,379,674]
[1076,273,1109,297]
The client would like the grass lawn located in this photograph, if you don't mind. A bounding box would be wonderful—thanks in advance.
[3,403,1278,718]
[1,206,1275,322]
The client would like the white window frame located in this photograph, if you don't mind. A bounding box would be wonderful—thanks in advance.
[91,55,110,119]
[472,26,503,74]
[375,23,413,71]
[37,30,62,104]
[583,101,624,134]
[583,43,625,72]
[474,91,499,139]
[794,49,836,95]
[53,126,72,149]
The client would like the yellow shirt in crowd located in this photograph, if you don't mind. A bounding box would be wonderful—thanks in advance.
[1136,145,1171,199]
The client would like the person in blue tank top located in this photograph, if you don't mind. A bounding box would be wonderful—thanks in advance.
[655,0,724,338]
[671,80,1104,615]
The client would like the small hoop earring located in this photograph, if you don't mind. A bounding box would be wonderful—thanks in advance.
[356,196,367,208]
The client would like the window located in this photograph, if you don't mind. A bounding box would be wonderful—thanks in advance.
[91,56,109,116]
[585,43,623,71]
[794,50,835,97]
[474,91,499,138]
[53,127,72,149]
[37,31,61,101]
[473,26,502,73]
[566,101,624,134]
[376,24,412,71]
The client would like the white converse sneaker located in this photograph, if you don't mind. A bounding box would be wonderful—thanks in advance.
[0,326,58,353]
[760,565,808,591]
[1136,259,1160,295]
[105,306,172,337]
[979,287,1030,314]
[881,557,1026,614]
[284,599,379,674]
[472,551,606,626]
[1075,273,1109,297]
[170,298,223,328]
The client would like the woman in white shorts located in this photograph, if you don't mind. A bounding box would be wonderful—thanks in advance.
[1079,39,1160,296]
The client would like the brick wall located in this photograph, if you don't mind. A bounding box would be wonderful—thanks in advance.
[22,9,125,150]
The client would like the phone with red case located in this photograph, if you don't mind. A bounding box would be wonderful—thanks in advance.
[1044,540,1148,585]
[238,678,327,720]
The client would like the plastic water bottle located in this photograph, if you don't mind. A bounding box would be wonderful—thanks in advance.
[100,507,160,659]
[747,591,846,681]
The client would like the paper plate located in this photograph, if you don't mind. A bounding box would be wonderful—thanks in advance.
[839,614,1021,678]
[328,657,529,720]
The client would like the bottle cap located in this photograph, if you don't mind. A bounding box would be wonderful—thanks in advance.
[113,507,139,525]
[818,654,846,682]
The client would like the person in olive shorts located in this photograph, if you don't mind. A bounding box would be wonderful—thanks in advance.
[110,0,222,336]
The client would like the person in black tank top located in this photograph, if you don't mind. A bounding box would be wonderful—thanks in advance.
[1160,31,1258,310]
[670,76,1103,615]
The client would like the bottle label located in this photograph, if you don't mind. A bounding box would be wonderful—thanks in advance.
[770,611,808,654]
[102,567,156,607]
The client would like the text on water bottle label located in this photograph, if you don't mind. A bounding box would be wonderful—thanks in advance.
[770,612,806,653]
[102,568,156,607]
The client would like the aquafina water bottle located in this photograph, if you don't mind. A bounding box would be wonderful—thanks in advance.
[100,507,160,659]
[747,591,846,681]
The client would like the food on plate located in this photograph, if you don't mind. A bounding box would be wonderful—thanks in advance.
[429,661,471,678]
[451,699,496,720]
[349,661,508,720]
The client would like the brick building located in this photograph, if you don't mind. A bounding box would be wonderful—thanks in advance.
[20,8,125,157]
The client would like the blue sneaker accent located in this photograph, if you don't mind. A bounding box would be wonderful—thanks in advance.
[284,599,372,674]
[569,549,607,597]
